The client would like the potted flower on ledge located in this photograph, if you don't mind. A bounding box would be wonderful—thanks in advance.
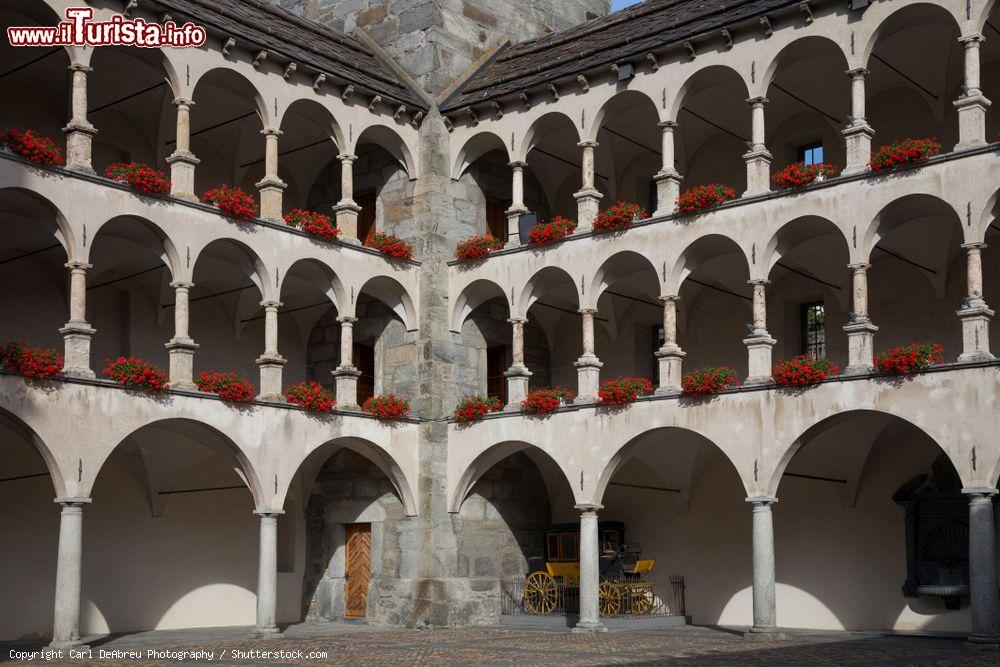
[202,184,259,221]
[363,393,411,420]
[528,216,576,246]
[593,202,647,234]
[101,356,169,394]
[1,341,63,380]
[869,138,940,173]
[285,381,336,413]
[455,235,504,262]
[0,127,63,166]
[366,231,414,261]
[772,355,839,388]
[284,209,341,241]
[597,376,653,406]
[676,184,736,215]
[105,162,171,195]
[772,161,837,190]
[521,387,575,415]
[873,342,943,375]
[195,370,256,403]
[681,366,740,396]
[453,395,503,422]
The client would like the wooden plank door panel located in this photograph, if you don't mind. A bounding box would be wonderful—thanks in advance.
[345,523,372,617]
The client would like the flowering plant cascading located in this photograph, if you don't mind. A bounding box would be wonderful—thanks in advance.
[202,184,259,221]
[597,376,654,406]
[873,342,944,375]
[869,138,941,172]
[452,395,504,422]
[285,381,336,413]
[284,209,341,241]
[771,161,838,190]
[1,341,63,379]
[455,235,504,261]
[528,216,577,245]
[101,356,169,394]
[0,128,63,166]
[366,231,414,261]
[195,370,256,403]
[593,202,647,234]
[676,184,736,214]
[105,162,171,195]
[363,393,411,420]
[521,387,575,415]
[681,366,740,396]
[772,355,839,387]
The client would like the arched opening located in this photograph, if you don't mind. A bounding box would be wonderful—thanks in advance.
[517,267,581,393]
[983,3,1000,140]
[592,91,661,212]
[983,189,1000,355]
[519,112,580,221]
[275,99,342,216]
[278,258,343,392]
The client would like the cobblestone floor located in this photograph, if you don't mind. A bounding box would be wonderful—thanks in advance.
[5,623,998,666]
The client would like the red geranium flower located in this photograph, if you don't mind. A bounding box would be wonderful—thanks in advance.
[521,387,575,415]
[285,209,341,241]
[593,201,647,234]
[101,356,169,394]
[772,355,839,387]
[105,162,171,195]
[196,370,256,403]
[873,342,943,375]
[870,138,940,173]
[528,216,577,246]
[597,376,653,406]
[456,235,504,261]
[202,184,259,221]
[453,395,504,422]
[366,232,414,261]
[681,366,740,396]
[676,184,736,214]
[285,381,336,413]
[772,162,838,190]
[1,127,63,166]
[363,393,411,420]
[1,341,63,379]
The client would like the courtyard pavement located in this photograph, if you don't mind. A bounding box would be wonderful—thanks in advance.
[4,622,998,666]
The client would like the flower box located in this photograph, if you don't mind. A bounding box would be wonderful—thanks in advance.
[1,128,63,166]
[456,235,504,261]
[870,138,940,172]
[366,231,414,261]
[363,393,411,420]
[772,355,839,387]
[285,381,336,413]
[771,162,837,190]
[105,162,171,195]
[202,184,259,221]
[521,387,575,415]
[597,376,653,406]
[593,202,647,234]
[195,370,256,403]
[528,216,576,245]
[284,209,341,241]
[676,184,736,214]
[873,342,943,375]
[101,356,169,394]
[681,366,740,396]
[1,341,63,379]
[453,395,503,422]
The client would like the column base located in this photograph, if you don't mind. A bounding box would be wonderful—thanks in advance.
[333,201,362,244]
[333,366,362,409]
[571,622,607,633]
[59,322,96,379]
[742,149,772,198]
[504,365,531,409]
[842,321,878,376]
[842,123,875,176]
[654,344,685,395]
[573,188,603,233]
[954,93,991,151]
[166,151,200,201]
[744,627,786,640]
[573,355,603,404]
[256,355,287,401]
[506,206,529,245]
[957,302,994,362]
[249,626,282,637]
[256,177,287,223]
[743,334,776,385]
[166,338,198,390]
[62,121,97,174]
[47,640,89,650]
[653,169,682,217]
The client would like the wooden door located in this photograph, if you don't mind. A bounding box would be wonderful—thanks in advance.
[357,191,377,245]
[344,523,372,617]
[486,344,507,403]
[486,196,507,241]
[353,343,375,406]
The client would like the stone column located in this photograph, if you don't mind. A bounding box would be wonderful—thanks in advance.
[256,301,286,401]
[955,35,991,150]
[504,317,532,409]
[333,315,361,409]
[653,121,683,217]
[655,295,685,394]
[62,64,97,173]
[958,242,995,361]
[505,161,530,244]
[165,281,198,389]
[743,97,772,197]
[252,510,283,636]
[843,263,878,375]
[745,497,783,639]
[60,261,96,378]
[256,129,286,222]
[333,153,362,243]
[574,141,603,232]
[964,489,1000,646]
[744,280,776,385]
[843,68,875,175]
[574,308,603,403]
[573,504,606,633]
[48,498,91,649]
[165,98,200,201]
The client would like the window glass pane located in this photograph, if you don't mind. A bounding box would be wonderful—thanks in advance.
[798,142,823,166]
[801,302,826,357]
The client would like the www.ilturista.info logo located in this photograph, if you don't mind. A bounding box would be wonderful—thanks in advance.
[7,7,206,48]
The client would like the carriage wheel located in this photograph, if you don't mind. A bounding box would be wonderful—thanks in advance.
[524,572,557,615]
[631,585,654,615]
[599,581,621,616]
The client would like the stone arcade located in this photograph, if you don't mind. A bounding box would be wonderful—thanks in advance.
[1,0,1000,648]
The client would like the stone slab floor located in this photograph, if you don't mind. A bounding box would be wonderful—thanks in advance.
[4,623,998,666]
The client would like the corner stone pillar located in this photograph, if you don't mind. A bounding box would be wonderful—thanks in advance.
[745,497,783,639]
[49,498,91,649]
[958,242,994,361]
[506,161,530,244]
[165,281,198,389]
[60,261,96,378]
[252,510,283,636]
[954,35,991,150]
[256,301,286,401]
[843,263,878,375]
[743,97,772,197]
[333,315,362,409]
[574,141,602,232]
[62,64,97,173]
[256,129,286,222]
[166,98,200,201]
[653,121,683,217]
[655,295,685,394]
[842,69,875,176]
[333,153,362,243]
[505,317,531,409]
[744,280,775,385]
[574,308,602,403]
[963,489,1000,646]
[573,504,606,633]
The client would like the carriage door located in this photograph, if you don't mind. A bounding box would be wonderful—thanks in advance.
[345,523,372,617]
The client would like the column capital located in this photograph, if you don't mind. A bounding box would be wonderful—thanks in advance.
[508,160,527,169]
[845,67,869,78]
[336,315,358,324]
[506,316,528,325]
[260,299,283,309]
[64,261,92,271]
[660,294,680,303]
[261,127,282,137]
[68,63,92,73]
[54,497,92,506]
[746,495,778,505]
[959,33,985,45]
[577,140,599,149]
[337,152,358,163]
[574,503,603,514]
[253,508,286,517]
[657,119,678,130]
[748,278,771,287]
[172,96,195,108]
[962,488,998,499]
[962,241,987,251]
[578,307,598,316]
[746,96,769,106]
[847,262,870,272]
[169,280,194,290]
